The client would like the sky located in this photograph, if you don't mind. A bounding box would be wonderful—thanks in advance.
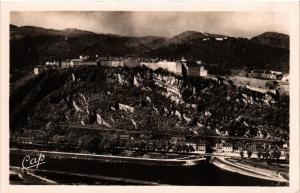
[10,11,289,38]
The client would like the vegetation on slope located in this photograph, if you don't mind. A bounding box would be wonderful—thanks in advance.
[10,67,289,153]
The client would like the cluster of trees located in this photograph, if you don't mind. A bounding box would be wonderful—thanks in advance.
[124,139,195,153]
[239,149,253,159]
[256,147,283,160]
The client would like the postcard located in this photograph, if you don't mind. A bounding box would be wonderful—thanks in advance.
[0,1,299,193]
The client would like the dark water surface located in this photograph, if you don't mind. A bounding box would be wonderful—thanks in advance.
[10,152,285,186]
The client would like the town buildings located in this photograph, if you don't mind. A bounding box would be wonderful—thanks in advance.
[247,70,282,80]
[214,143,233,154]
[185,143,206,153]
[70,59,97,67]
[34,56,208,78]
[100,60,124,68]
[195,143,206,153]
[33,65,57,75]
[140,60,183,75]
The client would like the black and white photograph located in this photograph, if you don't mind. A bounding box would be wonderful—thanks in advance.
[1,1,299,192]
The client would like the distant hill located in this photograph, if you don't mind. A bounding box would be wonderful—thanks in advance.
[162,31,227,46]
[10,25,289,74]
[10,25,101,39]
[10,25,166,72]
[146,35,289,71]
[251,32,289,49]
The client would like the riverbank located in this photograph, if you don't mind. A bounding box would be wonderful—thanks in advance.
[226,157,289,179]
[10,166,57,185]
[10,148,206,167]
[211,156,288,184]
[10,148,282,186]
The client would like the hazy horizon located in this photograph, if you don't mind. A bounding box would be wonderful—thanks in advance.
[10,11,289,38]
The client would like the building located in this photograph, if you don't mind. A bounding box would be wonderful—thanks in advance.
[215,37,224,41]
[247,70,279,79]
[278,143,288,159]
[214,143,234,154]
[70,59,97,67]
[123,58,141,68]
[81,61,97,66]
[196,143,206,153]
[33,67,39,75]
[181,60,208,77]
[119,134,130,141]
[215,143,223,154]
[184,143,206,153]
[222,143,233,153]
[270,71,283,79]
[35,56,209,79]
[170,136,185,144]
[33,65,56,75]
[45,61,59,66]
[79,55,90,60]
[140,60,182,75]
[61,61,72,68]
[100,60,124,68]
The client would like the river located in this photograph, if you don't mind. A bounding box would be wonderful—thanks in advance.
[10,150,285,186]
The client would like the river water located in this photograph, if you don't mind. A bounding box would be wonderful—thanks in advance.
[10,152,285,186]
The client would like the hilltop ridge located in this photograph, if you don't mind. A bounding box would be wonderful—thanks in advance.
[10,25,289,74]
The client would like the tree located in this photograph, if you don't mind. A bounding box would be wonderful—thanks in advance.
[239,150,244,158]
[247,149,252,159]
[257,149,262,159]
[265,149,270,160]
[262,149,270,160]
[188,145,195,153]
